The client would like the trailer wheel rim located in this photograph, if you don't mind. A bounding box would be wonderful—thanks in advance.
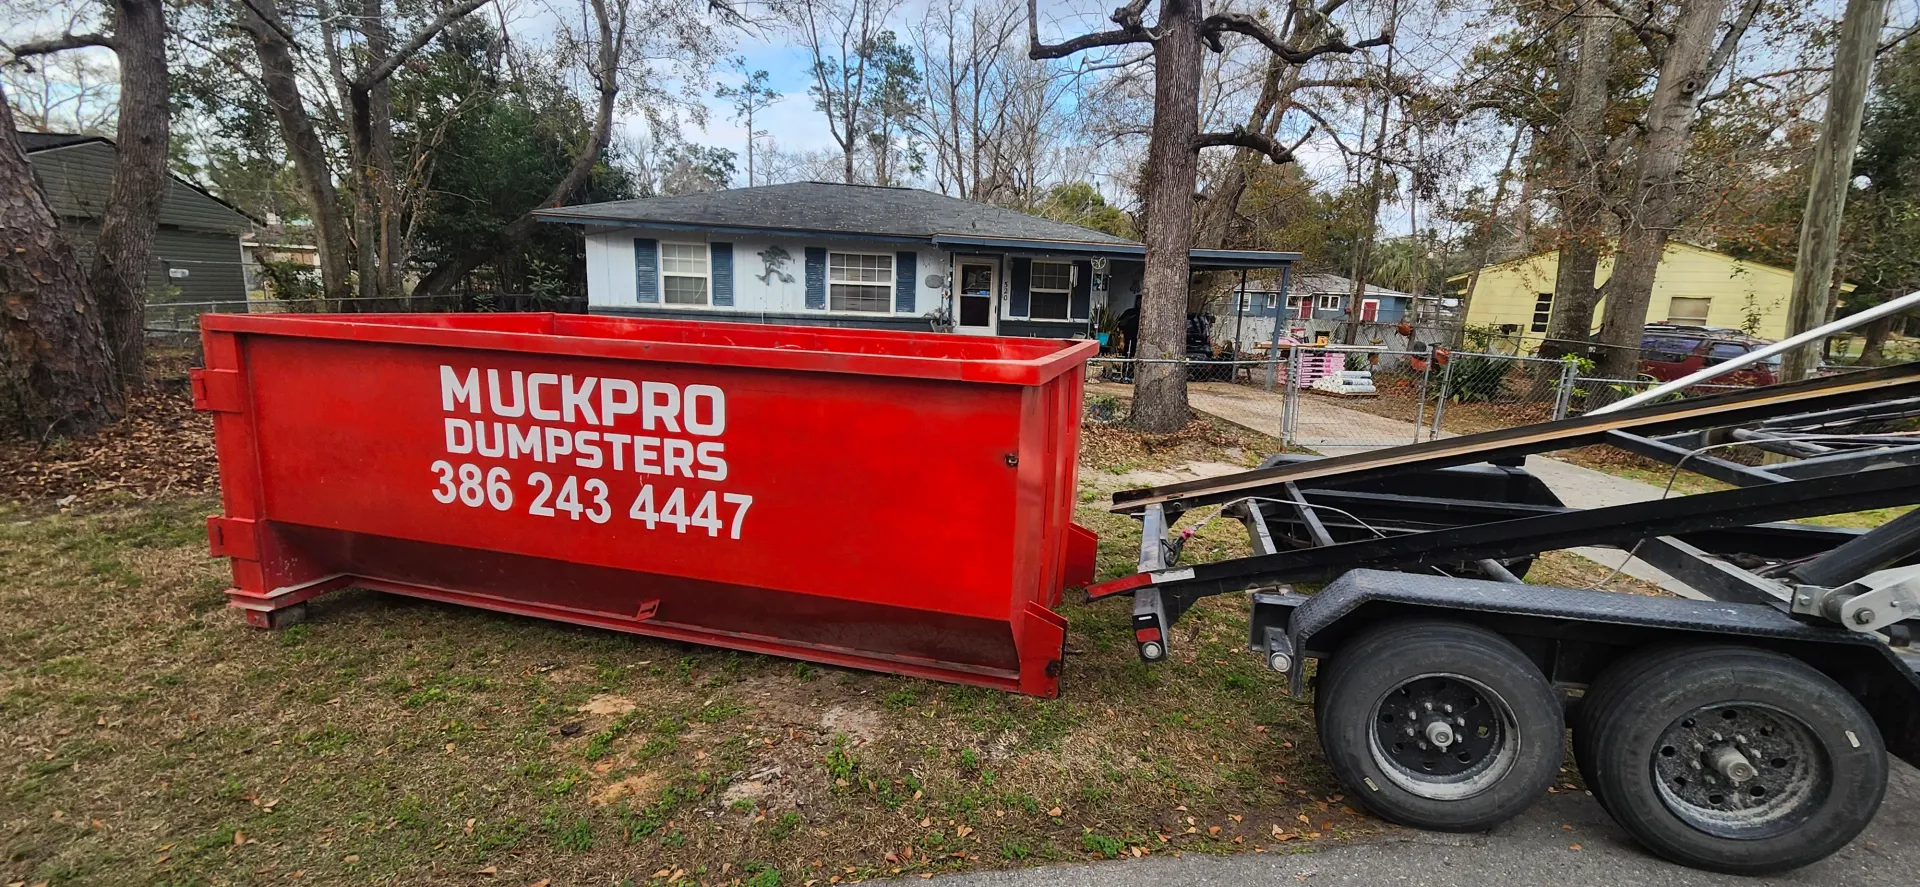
[1368,672,1519,800]
[1650,702,1830,840]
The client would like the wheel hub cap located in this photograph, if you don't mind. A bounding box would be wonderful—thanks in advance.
[1651,703,1830,839]
[1370,674,1518,800]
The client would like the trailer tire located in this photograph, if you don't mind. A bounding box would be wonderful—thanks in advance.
[1579,645,1887,875]
[1570,644,1699,817]
[1315,619,1563,832]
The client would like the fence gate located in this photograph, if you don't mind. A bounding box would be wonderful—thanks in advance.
[1280,346,1438,449]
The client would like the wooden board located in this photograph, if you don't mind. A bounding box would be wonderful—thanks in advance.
[1111,363,1920,513]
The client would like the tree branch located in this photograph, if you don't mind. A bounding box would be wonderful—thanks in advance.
[1594,0,1667,64]
[1200,12,1390,64]
[358,0,494,87]
[1882,20,1920,54]
[2,32,115,61]
[1194,126,1296,164]
[1703,0,1765,82]
[1027,0,1154,59]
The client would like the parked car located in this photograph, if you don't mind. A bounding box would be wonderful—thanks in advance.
[1637,325,1779,385]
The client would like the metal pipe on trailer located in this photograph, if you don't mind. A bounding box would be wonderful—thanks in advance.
[1593,288,1920,414]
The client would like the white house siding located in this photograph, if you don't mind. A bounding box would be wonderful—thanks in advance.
[582,227,1110,337]
[584,228,945,328]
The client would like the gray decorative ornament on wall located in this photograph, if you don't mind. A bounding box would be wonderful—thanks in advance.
[757,245,796,285]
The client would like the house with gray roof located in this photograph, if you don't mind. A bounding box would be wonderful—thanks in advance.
[534,181,1296,338]
[18,131,256,315]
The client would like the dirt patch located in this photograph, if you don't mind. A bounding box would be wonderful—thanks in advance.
[578,694,638,716]
[589,772,662,807]
[1100,460,1249,492]
[1078,403,1294,475]
[0,349,216,505]
[818,704,883,744]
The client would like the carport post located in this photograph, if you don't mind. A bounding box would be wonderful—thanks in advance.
[1266,264,1291,391]
[1233,269,1247,359]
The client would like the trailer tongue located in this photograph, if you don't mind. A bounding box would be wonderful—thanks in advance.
[1097,366,1920,876]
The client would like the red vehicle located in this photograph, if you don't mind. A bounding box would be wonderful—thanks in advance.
[1637,325,1779,385]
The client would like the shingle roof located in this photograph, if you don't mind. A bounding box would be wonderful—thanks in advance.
[534,181,1140,246]
[15,131,111,152]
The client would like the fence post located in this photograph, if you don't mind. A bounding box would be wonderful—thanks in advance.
[1554,358,1579,420]
[1283,344,1300,445]
[1429,355,1454,438]
[1411,345,1434,444]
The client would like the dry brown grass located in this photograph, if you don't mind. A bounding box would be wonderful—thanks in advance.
[0,348,217,504]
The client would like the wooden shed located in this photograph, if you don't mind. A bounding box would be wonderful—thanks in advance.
[18,131,255,321]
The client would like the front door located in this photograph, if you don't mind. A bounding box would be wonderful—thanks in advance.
[955,261,997,335]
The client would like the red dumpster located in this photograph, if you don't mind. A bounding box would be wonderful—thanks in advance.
[194,313,1098,696]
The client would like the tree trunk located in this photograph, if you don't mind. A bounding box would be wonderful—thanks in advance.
[1129,0,1202,433]
[0,95,125,439]
[1539,12,1614,360]
[359,0,406,307]
[1593,0,1731,380]
[1858,312,1895,364]
[1780,0,1888,381]
[87,0,169,389]
[240,0,355,303]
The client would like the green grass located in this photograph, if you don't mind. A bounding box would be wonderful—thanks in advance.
[0,456,1360,886]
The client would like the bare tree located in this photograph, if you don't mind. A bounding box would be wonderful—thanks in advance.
[716,56,781,186]
[0,50,117,134]
[1030,0,1387,431]
[912,0,1077,205]
[0,88,124,438]
[6,0,172,388]
[791,0,907,184]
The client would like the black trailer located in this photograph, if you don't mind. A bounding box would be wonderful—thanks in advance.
[1090,365,1920,875]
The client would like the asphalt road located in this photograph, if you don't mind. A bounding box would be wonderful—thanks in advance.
[938,761,1920,887]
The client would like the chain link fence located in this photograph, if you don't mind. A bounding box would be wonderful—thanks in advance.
[1086,347,1775,451]
[144,293,586,343]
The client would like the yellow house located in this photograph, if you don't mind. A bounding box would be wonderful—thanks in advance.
[1449,242,1843,346]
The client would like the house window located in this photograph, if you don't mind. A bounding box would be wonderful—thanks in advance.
[1287,295,1311,318]
[1668,297,1711,327]
[1360,299,1380,322]
[1531,293,1552,333]
[1317,294,1342,310]
[1028,261,1073,320]
[829,252,894,313]
[661,242,709,305]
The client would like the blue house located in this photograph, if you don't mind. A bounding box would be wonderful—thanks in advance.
[1213,272,1423,351]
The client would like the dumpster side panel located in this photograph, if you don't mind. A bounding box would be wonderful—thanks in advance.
[241,336,1025,615]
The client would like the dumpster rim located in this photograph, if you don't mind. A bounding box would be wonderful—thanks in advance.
[200,313,1098,387]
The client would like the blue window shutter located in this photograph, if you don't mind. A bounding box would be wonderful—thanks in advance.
[710,242,734,306]
[805,247,827,310]
[1070,260,1092,320]
[895,250,917,313]
[633,238,659,303]
[1009,257,1031,318]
